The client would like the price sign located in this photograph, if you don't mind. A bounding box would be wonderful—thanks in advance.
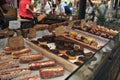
[9,20,21,29]
[54,26,67,36]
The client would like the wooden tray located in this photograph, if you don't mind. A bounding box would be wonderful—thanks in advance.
[25,39,78,72]
[62,35,99,51]
[74,29,109,42]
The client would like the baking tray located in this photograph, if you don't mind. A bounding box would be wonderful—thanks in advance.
[0,38,72,80]
[62,28,109,51]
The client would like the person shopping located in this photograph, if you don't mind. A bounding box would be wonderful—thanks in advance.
[18,0,34,28]
[0,0,9,29]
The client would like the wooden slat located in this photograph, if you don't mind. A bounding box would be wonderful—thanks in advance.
[25,39,78,72]
[62,35,98,52]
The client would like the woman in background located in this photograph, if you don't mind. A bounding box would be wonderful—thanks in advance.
[55,0,65,15]
[18,0,34,28]
[18,0,34,20]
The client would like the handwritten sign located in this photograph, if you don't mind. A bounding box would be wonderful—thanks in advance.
[54,26,67,36]
[37,14,46,22]
[8,36,24,49]
[9,20,21,29]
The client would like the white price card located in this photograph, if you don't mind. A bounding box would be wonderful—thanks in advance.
[9,20,21,29]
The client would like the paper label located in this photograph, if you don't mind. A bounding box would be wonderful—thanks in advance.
[54,26,67,36]
[8,36,24,49]
[47,43,56,49]
[9,20,21,29]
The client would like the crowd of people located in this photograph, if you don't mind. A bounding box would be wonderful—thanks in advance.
[0,0,117,29]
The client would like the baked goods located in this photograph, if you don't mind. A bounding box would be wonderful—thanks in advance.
[38,41,47,46]
[59,50,67,54]
[0,52,5,56]
[69,31,77,38]
[0,55,12,61]
[0,68,31,80]
[12,48,31,59]
[2,46,13,54]
[78,56,86,63]
[50,49,60,55]
[74,62,82,66]
[75,34,81,40]
[12,74,39,80]
[90,40,98,47]
[39,66,64,79]
[66,50,76,60]
[31,40,38,45]
[84,52,93,58]
[29,60,56,70]
[80,36,89,44]
[19,53,43,63]
[0,59,19,70]
[59,54,69,60]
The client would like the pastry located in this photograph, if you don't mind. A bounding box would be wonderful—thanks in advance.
[84,52,93,58]
[90,40,98,47]
[40,66,64,79]
[74,45,80,51]
[59,54,69,60]
[66,50,76,60]
[31,40,38,45]
[80,46,84,52]
[69,31,77,38]
[74,50,84,56]
[39,41,47,46]
[41,45,50,50]
[80,36,89,44]
[78,56,86,62]
[75,34,81,40]
[50,49,60,55]
[74,62,82,66]
[59,50,67,55]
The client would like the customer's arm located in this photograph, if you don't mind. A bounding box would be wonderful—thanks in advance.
[26,4,34,14]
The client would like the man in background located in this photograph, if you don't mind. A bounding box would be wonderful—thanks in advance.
[0,0,9,29]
